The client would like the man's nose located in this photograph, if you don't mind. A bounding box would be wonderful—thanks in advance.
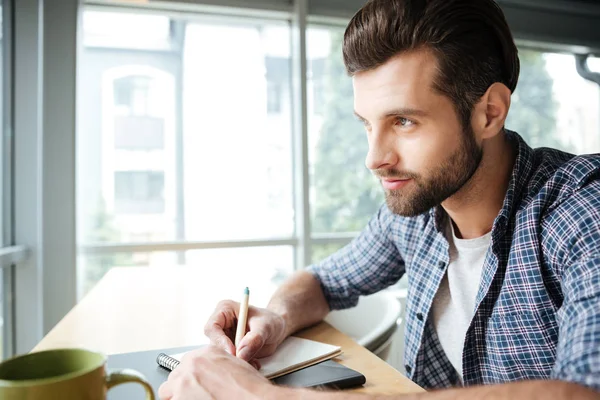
[365,128,399,171]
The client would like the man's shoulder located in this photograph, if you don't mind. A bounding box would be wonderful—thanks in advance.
[522,147,600,212]
[523,149,600,277]
[541,149,600,188]
[531,149,600,247]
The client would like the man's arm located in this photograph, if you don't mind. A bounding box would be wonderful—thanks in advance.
[279,380,599,400]
[265,201,405,342]
[304,203,405,310]
[542,180,600,390]
[267,271,330,338]
[205,203,404,361]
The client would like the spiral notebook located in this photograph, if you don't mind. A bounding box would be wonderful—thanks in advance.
[156,336,342,379]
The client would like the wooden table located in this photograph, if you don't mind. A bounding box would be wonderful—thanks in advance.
[34,267,423,395]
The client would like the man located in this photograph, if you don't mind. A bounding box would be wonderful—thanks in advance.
[159,0,600,398]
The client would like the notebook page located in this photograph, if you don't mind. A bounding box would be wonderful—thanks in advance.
[170,336,342,379]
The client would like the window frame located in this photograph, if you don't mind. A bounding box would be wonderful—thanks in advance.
[1,0,15,360]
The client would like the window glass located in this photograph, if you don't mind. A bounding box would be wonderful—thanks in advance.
[0,1,18,360]
[78,11,293,295]
[311,242,345,264]
[507,50,600,154]
[78,14,293,242]
[307,27,383,235]
[78,246,293,296]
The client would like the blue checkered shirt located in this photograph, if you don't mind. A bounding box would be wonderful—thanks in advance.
[308,131,600,390]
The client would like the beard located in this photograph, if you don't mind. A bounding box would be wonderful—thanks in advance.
[379,128,483,217]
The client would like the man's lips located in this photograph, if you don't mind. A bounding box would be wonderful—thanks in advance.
[381,178,412,190]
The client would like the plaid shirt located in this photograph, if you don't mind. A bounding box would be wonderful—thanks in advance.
[308,131,600,390]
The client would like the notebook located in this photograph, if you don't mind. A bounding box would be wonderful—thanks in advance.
[107,345,364,400]
[157,336,343,379]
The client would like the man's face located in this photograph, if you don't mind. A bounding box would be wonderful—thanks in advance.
[353,48,482,216]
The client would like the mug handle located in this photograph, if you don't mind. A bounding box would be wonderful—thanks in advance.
[106,368,155,400]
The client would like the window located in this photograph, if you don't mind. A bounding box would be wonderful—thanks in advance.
[83,11,172,50]
[265,55,288,115]
[78,246,294,296]
[307,27,384,237]
[311,243,345,264]
[112,74,167,150]
[508,50,600,154]
[267,81,282,114]
[311,78,325,116]
[0,0,15,360]
[309,58,326,116]
[114,75,152,116]
[0,1,4,359]
[114,171,165,214]
[77,11,293,295]
[114,116,165,150]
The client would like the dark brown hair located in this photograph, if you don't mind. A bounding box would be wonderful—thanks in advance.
[343,0,520,128]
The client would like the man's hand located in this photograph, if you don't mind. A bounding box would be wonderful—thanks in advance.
[157,345,278,400]
[204,300,287,362]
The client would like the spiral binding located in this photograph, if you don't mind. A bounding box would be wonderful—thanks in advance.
[156,353,181,371]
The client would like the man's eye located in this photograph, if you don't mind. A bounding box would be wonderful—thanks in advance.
[395,117,414,127]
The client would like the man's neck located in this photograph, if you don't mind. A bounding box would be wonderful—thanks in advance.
[442,133,516,239]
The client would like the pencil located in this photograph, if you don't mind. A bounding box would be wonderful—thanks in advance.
[235,287,250,350]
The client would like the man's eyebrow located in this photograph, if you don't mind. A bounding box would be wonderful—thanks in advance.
[354,108,428,122]
[384,108,428,118]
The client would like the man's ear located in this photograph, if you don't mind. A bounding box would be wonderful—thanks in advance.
[471,83,511,141]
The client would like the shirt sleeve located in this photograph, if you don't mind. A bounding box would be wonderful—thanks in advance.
[547,181,600,390]
[552,255,600,390]
[306,204,405,310]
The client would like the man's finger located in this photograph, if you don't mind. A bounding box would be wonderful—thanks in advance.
[204,303,239,333]
[204,321,236,355]
[158,381,173,400]
[236,330,266,361]
[203,309,229,335]
[252,343,279,359]
[249,359,262,370]
[219,334,236,355]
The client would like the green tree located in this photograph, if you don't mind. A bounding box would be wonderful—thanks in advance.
[507,50,568,151]
[311,32,383,263]
[312,32,383,236]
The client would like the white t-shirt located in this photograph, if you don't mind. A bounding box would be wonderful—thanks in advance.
[431,221,492,381]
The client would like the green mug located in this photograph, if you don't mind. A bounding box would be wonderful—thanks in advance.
[0,348,155,399]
